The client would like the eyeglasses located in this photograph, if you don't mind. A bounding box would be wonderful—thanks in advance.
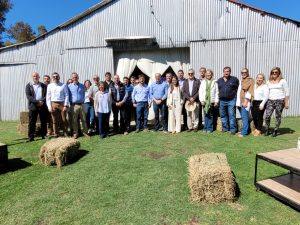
[271,71,279,74]
[53,76,59,78]
[188,73,194,75]
[241,72,247,74]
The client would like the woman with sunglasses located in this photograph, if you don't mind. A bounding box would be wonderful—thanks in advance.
[265,67,289,137]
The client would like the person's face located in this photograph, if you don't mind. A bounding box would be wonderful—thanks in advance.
[178,71,184,79]
[67,79,72,85]
[172,77,177,86]
[85,81,91,89]
[43,76,50,85]
[123,78,129,86]
[114,75,120,83]
[139,76,145,84]
[188,70,194,80]
[256,75,264,85]
[155,74,161,82]
[72,74,79,83]
[200,69,206,78]
[52,74,60,83]
[130,77,135,85]
[223,69,231,78]
[206,71,213,80]
[135,79,139,85]
[105,74,111,82]
[93,77,99,84]
[99,84,105,92]
[166,74,171,82]
[241,70,248,79]
[32,73,40,83]
[271,70,280,79]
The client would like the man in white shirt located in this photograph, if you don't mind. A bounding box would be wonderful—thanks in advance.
[46,72,69,137]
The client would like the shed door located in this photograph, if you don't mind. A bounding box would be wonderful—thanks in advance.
[190,39,246,79]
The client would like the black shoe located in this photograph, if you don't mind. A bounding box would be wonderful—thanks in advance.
[187,129,193,132]
[272,129,278,137]
[230,131,236,135]
[265,129,270,136]
[26,138,34,142]
[193,128,198,132]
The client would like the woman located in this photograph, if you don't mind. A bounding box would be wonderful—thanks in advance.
[251,74,269,136]
[167,76,184,133]
[84,80,94,134]
[94,82,112,139]
[199,69,219,133]
[265,67,289,137]
[236,68,254,137]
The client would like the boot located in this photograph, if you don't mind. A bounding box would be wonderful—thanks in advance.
[264,128,270,136]
[272,129,278,137]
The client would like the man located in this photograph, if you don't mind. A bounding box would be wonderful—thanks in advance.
[89,75,100,133]
[130,76,136,86]
[197,67,206,129]
[25,72,48,142]
[165,72,172,87]
[132,74,151,132]
[178,69,187,130]
[111,74,128,135]
[150,73,168,133]
[68,72,90,139]
[104,72,114,91]
[217,66,239,134]
[43,75,53,136]
[182,69,201,132]
[123,76,134,133]
[46,72,69,137]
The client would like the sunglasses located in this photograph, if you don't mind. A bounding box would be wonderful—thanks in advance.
[241,72,248,74]
[271,71,279,74]
[188,73,194,75]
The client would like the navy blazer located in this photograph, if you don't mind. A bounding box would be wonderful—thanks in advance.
[25,82,47,111]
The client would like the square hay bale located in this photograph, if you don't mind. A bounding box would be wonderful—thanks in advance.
[39,138,80,168]
[188,153,236,203]
[216,117,222,132]
[20,111,40,124]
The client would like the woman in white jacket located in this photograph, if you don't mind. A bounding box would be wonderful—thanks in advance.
[167,76,184,133]
[199,69,219,133]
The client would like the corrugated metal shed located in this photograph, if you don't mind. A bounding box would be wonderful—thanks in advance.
[0,0,299,120]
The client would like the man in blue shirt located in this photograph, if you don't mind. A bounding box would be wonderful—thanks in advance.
[68,72,90,138]
[123,76,134,133]
[217,66,239,134]
[132,74,151,132]
[150,73,168,132]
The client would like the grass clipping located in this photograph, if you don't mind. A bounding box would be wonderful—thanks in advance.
[39,138,80,168]
[188,153,236,203]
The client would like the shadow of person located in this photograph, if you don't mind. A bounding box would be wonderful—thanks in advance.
[0,158,32,175]
[277,127,295,136]
[67,149,89,165]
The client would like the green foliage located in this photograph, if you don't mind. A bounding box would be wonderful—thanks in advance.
[37,25,47,36]
[7,21,35,43]
[0,0,12,45]
[0,118,300,225]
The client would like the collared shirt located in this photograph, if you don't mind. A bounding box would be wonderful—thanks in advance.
[217,76,239,99]
[188,79,194,96]
[150,80,168,101]
[114,83,120,101]
[89,83,99,99]
[178,78,185,88]
[132,84,150,103]
[97,91,111,113]
[46,82,69,108]
[68,82,85,104]
[125,84,134,104]
[32,82,43,101]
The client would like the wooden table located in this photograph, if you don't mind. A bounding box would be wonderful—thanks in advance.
[254,148,300,210]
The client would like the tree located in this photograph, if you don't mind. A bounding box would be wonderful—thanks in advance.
[0,0,13,45]
[37,25,47,36]
[3,40,13,46]
[7,21,35,43]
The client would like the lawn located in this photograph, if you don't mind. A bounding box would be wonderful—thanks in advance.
[0,118,300,225]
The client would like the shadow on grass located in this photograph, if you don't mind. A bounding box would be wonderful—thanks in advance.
[278,127,295,135]
[0,158,32,175]
[232,171,241,199]
[68,149,89,165]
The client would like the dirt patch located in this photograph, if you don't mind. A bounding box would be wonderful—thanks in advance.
[143,151,170,160]
[228,202,247,211]
[36,219,48,225]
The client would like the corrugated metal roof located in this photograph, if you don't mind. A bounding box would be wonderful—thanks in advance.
[1,0,299,51]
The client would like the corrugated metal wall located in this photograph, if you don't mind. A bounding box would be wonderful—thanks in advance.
[0,0,299,120]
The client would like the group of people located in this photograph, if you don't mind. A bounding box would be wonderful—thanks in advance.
[25,66,289,141]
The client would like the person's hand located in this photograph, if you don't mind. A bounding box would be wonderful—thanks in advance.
[189,97,194,103]
[148,103,151,108]
[201,101,205,106]
[259,104,264,111]
[168,105,172,110]
[285,104,289,109]
[63,106,68,112]
[133,103,137,108]
[242,100,248,108]
[214,102,218,108]
[156,99,162,105]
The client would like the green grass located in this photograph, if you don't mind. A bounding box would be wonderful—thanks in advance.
[1,118,300,225]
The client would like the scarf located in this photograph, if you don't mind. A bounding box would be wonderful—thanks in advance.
[204,80,212,114]
[240,77,254,105]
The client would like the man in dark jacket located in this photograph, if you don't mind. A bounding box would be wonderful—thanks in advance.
[25,72,48,141]
[111,74,128,135]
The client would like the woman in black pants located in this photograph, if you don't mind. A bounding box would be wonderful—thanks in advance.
[251,73,269,136]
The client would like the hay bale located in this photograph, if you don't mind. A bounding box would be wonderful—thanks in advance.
[39,138,80,168]
[17,124,28,136]
[216,117,222,132]
[20,111,40,124]
[188,153,236,203]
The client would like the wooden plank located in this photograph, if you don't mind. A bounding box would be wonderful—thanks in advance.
[258,148,300,171]
[257,174,300,205]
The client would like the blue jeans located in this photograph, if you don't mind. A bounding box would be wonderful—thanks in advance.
[153,101,167,130]
[84,102,95,129]
[239,106,249,136]
[219,98,237,133]
[204,104,216,132]
[136,102,149,130]
[97,112,110,138]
